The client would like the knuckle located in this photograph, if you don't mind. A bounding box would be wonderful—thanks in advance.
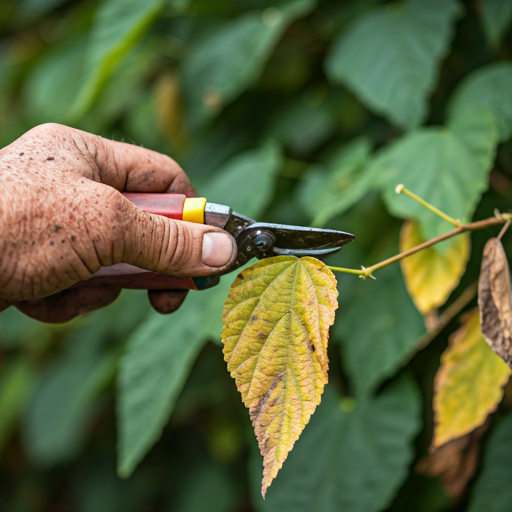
[26,123,70,139]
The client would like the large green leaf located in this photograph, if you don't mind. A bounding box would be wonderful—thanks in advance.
[24,39,87,125]
[297,136,375,227]
[252,376,421,512]
[117,307,205,477]
[117,274,237,477]
[335,263,424,396]
[448,63,512,142]
[73,0,165,116]
[22,336,117,466]
[204,141,282,219]
[325,0,461,129]
[468,411,512,512]
[0,359,35,453]
[180,0,316,127]
[479,0,512,48]
[376,110,498,241]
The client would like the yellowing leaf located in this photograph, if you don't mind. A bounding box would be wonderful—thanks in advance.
[400,220,470,314]
[433,310,511,447]
[221,256,338,497]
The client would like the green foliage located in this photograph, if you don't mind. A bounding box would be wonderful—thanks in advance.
[468,411,512,512]
[252,376,421,512]
[480,0,512,48]
[205,141,283,218]
[73,0,166,116]
[181,0,316,127]
[2,0,512,510]
[325,0,461,129]
[377,110,498,240]
[298,136,375,227]
[335,263,424,396]
[448,63,512,141]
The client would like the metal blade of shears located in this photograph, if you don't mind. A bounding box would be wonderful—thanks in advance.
[203,204,355,273]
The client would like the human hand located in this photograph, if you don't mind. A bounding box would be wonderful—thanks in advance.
[0,124,235,323]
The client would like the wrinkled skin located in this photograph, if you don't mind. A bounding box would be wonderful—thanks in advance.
[0,124,236,323]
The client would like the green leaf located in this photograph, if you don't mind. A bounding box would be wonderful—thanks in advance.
[174,460,239,512]
[468,411,512,512]
[269,101,335,156]
[24,39,86,125]
[448,63,512,141]
[181,0,316,127]
[222,256,338,496]
[335,263,424,396]
[204,141,283,219]
[377,110,498,241]
[117,274,238,477]
[73,0,165,117]
[22,335,117,466]
[325,0,461,129]
[252,376,421,511]
[479,0,512,48]
[297,136,375,227]
[0,359,35,453]
[117,307,205,478]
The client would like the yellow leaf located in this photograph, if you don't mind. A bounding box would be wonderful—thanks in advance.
[222,256,338,497]
[400,220,470,314]
[433,310,511,447]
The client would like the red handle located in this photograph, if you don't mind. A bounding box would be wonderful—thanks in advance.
[122,192,186,219]
[72,193,198,291]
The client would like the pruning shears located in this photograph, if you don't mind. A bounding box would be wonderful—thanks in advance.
[79,193,355,290]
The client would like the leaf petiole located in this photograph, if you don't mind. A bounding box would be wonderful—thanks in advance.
[395,184,461,228]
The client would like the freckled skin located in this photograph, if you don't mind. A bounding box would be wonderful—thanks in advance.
[0,124,235,323]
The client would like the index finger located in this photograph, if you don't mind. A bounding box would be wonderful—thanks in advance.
[28,124,197,196]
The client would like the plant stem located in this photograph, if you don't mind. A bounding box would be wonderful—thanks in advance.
[328,214,511,278]
[412,282,478,355]
[498,219,511,240]
[395,184,461,228]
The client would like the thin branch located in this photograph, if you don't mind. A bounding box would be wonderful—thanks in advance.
[328,214,511,278]
[412,282,478,354]
[498,219,511,240]
[396,184,461,228]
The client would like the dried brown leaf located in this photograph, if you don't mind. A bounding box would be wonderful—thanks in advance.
[478,237,512,367]
[418,420,489,500]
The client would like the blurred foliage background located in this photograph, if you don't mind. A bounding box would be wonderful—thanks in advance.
[2,0,512,510]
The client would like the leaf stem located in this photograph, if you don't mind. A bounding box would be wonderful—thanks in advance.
[411,281,478,355]
[328,213,512,278]
[498,219,511,240]
[395,184,461,228]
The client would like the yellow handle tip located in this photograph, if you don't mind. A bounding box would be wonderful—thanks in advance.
[183,197,207,224]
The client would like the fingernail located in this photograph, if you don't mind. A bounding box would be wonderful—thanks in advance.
[202,232,235,267]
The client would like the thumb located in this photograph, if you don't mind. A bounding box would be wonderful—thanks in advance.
[118,197,236,277]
